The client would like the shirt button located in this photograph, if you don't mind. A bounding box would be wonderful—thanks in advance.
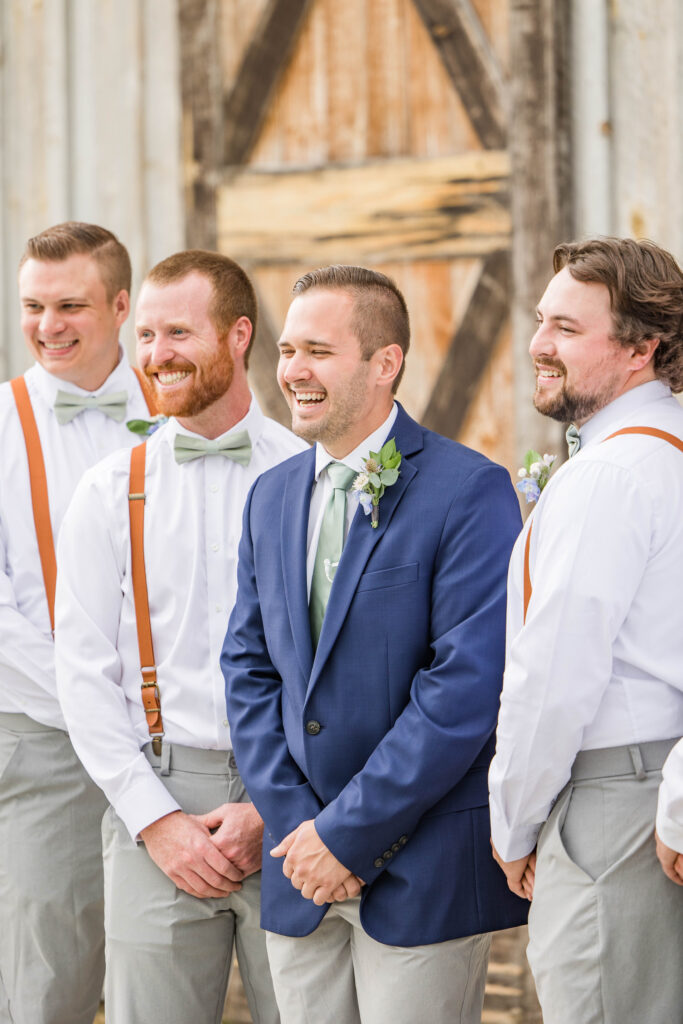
[305,720,321,736]
[215,604,222,613]
[223,719,229,727]
[211,543,219,552]
[210,484,218,493]
[374,857,384,869]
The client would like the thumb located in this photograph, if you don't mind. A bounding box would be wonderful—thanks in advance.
[270,830,295,859]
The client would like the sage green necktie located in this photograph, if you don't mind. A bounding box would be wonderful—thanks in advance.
[173,430,252,465]
[566,424,581,457]
[54,389,128,424]
[309,462,356,646]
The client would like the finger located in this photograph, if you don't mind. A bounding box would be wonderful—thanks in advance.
[288,872,303,891]
[507,878,526,900]
[203,843,245,883]
[174,867,241,899]
[342,876,362,899]
[313,886,334,906]
[270,831,295,859]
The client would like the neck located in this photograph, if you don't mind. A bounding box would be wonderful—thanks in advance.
[176,378,252,439]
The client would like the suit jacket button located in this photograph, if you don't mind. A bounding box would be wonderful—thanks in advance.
[383,850,393,860]
[391,843,400,853]
[305,720,321,735]
[399,835,408,846]
[374,857,384,869]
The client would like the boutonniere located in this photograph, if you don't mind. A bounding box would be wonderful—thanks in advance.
[351,438,402,528]
[516,449,556,504]
[126,414,169,438]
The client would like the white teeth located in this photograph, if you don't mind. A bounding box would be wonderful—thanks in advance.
[538,370,561,378]
[42,340,75,350]
[294,391,325,403]
[157,371,190,385]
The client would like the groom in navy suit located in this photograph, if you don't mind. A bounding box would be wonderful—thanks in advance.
[222,265,527,1023]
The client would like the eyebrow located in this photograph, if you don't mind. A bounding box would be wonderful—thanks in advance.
[536,308,583,326]
[21,295,88,304]
[277,338,335,348]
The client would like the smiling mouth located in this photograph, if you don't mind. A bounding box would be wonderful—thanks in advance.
[535,367,563,384]
[40,339,77,352]
[155,370,192,386]
[290,389,326,407]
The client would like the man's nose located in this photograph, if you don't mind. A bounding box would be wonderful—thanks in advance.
[39,307,66,335]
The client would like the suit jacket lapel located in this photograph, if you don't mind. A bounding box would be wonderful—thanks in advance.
[281,449,316,681]
[308,406,424,693]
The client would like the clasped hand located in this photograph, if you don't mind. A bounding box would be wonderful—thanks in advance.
[271,819,364,906]
[491,840,536,901]
[141,802,264,899]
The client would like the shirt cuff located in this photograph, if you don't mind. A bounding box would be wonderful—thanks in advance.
[114,774,182,841]
[656,808,683,855]
[489,809,541,862]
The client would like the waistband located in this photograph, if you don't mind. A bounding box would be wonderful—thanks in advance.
[143,741,238,776]
[571,737,679,783]
[0,711,61,734]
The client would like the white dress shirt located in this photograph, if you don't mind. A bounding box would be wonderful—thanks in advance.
[489,380,683,861]
[54,399,307,839]
[0,356,151,730]
[306,403,398,595]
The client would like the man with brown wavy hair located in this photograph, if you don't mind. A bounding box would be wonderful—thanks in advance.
[490,236,683,1024]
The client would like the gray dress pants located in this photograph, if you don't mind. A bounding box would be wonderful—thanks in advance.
[0,712,106,1024]
[102,743,279,1024]
[528,738,683,1024]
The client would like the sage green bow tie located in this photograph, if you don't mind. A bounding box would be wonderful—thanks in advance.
[566,424,581,457]
[54,389,128,425]
[173,430,252,465]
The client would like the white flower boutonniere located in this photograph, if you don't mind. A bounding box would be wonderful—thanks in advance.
[351,438,402,528]
[516,449,556,504]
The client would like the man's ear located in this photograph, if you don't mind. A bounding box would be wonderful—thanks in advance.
[373,343,404,389]
[629,335,659,371]
[229,316,253,360]
[113,289,130,327]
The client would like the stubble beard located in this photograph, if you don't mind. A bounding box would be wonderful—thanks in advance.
[533,361,622,424]
[288,364,371,447]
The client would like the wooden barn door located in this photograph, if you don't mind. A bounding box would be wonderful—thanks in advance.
[180,0,515,471]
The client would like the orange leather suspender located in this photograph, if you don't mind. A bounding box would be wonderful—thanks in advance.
[10,377,58,631]
[128,443,164,753]
[10,372,157,634]
[523,426,683,623]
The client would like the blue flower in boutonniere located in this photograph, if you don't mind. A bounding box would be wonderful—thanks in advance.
[516,449,556,504]
[351,438,402,528]
[126,414,169,438]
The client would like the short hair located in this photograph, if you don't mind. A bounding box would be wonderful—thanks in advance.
[19,222,131,300]
[554,237,683,392]
[292,265,410,391]
[145,250,257,365]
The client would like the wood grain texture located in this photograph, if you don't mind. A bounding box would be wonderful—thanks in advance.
[222,0,314,167]
[218,151,510,264]
[421,249,511,439]
[412,0,507,148]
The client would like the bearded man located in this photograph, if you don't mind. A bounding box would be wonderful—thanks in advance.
[489,237,683,1024]
[54,250,305,1024]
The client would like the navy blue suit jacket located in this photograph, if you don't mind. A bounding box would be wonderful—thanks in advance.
[222,405,527,944]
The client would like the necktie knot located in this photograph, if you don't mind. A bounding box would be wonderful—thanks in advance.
[174,430,252,465]
[566,424,581,457]
[54,389,128,425]
[326,461,356,491]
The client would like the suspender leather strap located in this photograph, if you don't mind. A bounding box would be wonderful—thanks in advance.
[10,377,58,632]
[523,426,683,622]
[133,367,158,415]
[128,442,164,753]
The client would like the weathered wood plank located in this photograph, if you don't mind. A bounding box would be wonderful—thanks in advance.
[412,0,507,149]
[421,250,510,438]
[222,0,314,168]
[217,151,510,264]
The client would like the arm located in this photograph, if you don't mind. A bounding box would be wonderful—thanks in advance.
[0,515,65,729]
[656,739,683,884]
[489,461,652,861]
[310,464,522,885]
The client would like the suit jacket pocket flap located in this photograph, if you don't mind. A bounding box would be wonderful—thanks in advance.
[356,561,419,593]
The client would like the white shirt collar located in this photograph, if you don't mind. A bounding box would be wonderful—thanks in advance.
[314,403,398,481]
[578,380,672,449]
[29,346,133,404]
[165,392,265,448]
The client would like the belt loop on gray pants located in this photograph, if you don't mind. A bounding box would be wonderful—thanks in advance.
[627,744,647,781]
[160,741,171,776]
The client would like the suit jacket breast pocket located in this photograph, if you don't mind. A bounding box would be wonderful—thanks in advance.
[356,561,419,592]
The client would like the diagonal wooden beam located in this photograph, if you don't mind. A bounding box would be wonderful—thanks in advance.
[247,290,292,427]
[412,0,507,149]
[222,0,314,168]
[421,250,510,439]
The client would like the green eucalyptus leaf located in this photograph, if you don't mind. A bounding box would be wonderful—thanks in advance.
[380,467,399,485]
[369,472,382,489]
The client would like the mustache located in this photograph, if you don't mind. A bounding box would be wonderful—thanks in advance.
[144,361,194,377]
